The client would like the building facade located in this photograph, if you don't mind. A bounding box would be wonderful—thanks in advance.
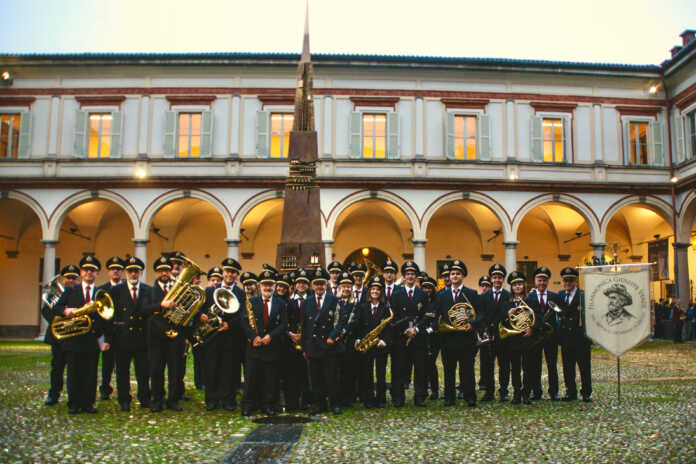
[1,31,696,336]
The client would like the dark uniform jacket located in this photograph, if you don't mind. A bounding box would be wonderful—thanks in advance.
[106,282,152,352]
[42,301,59,345]
[352,287,368,305]
[354,300,393,353]
[241,295,288,362]
[390,285,429,348]
[301,293,345,359]
[335,297,359,352]
[557,288,589,346]
[482,288,511,340]
[146,280,173,340]
[199,284,246,349]
[526,289,560,336]
[53,284,105,352]
[430,285,483,349]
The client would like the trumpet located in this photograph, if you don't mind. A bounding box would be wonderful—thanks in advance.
[51,289,114,340]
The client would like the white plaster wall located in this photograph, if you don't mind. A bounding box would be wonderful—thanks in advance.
[425,99,443,158]
[123,97,140,157]
[242,97,261,156]
[574,105,592,163]
[488,102,504,159]
[397,99,413,158]
[602,107,621,164]
[150,97,168,156]
[212,97,229,156]
[60,98,78,157]
[31,97,50,158]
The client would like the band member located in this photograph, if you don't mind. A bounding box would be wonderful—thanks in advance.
[275,273,291,300]
[106,256,151,411]
[219,258,247,409]
[390,261,430,406]
[431,259,483,407]
[350,262,368,304]
[97,256,124,400]
[382,259,399,302]
[301,268,345,414]
[440,264,451,290]
[473,275,492,398]
[207,266,223,288]
[557,267,592,402]
[481,264,511,402]
[502,271,532,405]
[422,277,441,400]
[355,275,392,409]
[42,264,80,406]
[335,271,360,407]
[526,266,560,401]
[327,261,343,296]
[168,251,190,403]
[146,255,184,412]
[242,272,259,299]
[53,255,108,414]
[285,268,312,411]
[241,269,288,416]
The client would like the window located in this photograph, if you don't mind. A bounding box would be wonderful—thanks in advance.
[542,118,564,162]
[362,113,386,159]
[270,113,293,158]
[73,109,121,158]
[87,113,111,158]
[454,115,477,159]
[446,112,490,160]
[690,111,696,160]
[177,113,202,158]
[628,121,649,165]
[0,114,20,158]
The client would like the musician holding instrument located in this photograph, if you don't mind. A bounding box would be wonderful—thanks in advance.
[335,271,359,408]
[350,262,368,304]
[431,259,483,408]
[481,264,511,402]
[97,256,124,401]
[421,276,441,401]
[328,261,343,296]
[557,267,592,402]
[475,275,492,399]
[53,255,110,414]
[284,268,311,412]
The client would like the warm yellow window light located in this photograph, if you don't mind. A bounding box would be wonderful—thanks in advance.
[361,248,370,257]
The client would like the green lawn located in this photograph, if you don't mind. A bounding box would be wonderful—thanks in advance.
[0,340,695,463]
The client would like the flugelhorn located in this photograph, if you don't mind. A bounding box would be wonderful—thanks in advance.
[51,289,114,340]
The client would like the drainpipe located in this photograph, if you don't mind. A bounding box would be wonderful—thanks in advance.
[663,78,679,300]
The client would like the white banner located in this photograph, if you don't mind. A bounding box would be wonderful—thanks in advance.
[583,266,651,357]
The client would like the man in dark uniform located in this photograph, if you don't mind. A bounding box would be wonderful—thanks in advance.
[167,251,191,403]
[241,269,288,416]
[431,259,483,407]
[207,266,223,288]
[557,267,592,402]
[526,266,560,401]
[284,268,311,411]
[350,262,368,304]
[327,261,343,297]
[335,271,359,408]
[106,256,151,411]
[97,256,124,400]
[382,259,399,302]
[218,258,247,406]
[390,261,430,407]
[42,264,80,405]
[441,264,451,290]
[481,264,511,401]
[53,255,108,414]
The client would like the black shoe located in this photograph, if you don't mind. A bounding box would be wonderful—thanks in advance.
[167,401,183,412]
[511,393,521,404]
[467,399,477,408]
[376,402,386,409]
[529,392,540,401]
[443,400,455,407]
[522,392,531,405]
[499,394,508,403]
[119,402,131,412]
[83,406,98,414]
[481,392,494,402]
[392,400,404,408]
[549,393,559,401]
[99,392,110,401]
[582,395,592,403]
[140,400,151,409]
[68,407,80,414]
[310,405,322,415]
[414,399,426,407]
[206,402,218,411]
[457,391,466,400]
[241,408,251,417]
[332,406,342,414]
[181,395,191,401]
[429,392,439,401]
[561,395,577,402]
[45,396,58,406]
[150,402,164,413]
[223,401,237,411]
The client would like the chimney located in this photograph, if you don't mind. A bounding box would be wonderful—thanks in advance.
[670,46,683,58]
[680,29,696,47]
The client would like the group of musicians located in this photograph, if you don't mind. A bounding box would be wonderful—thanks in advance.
[42,252,592,416]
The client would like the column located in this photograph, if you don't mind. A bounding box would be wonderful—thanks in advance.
[415,97,424,157]
[504,241,518,276]
[37,240,58,339]
[673,242,691,303]
[47,96,60,157]
[138,95,150,156]
[506,99,515,158]
[323,240,334,266]
[323,95,332,157]
[225,238,240,260]
[132,239,149,282]
[590,242,607,261]
[230,95,241,155]
[593,103,603,162]
[412,239,427,270]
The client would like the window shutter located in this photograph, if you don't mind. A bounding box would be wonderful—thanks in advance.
[675,115,686,163]
[562,118,570,162]
[477,114,491,160]
[445,112,455,160]
[622,121,631,164]
[387,111,400,159]
[349,111,362,159]
[163,110,176,158]
[73,110,87,158]
[18,112,33,159]
[651,120,664,166]
[110,111,123,158]
[200,110,213,157]
[530,116,542,162]
[255,110,269,157]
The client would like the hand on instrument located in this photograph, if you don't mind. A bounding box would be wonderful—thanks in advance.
[253,336,263,347]
[64,308,77,317]
[289,332,300,344]
[524,328,532,337]
[102,342,110,352]
[326,337,335,346]
[508,308,516,317]
[377,339,386,348]
[261,334,271,345]
[200,314,209,323]
[217,321,229,332]
[406,328,417,338]
[354,340,361,349]
[462,323,472,332]
[160,300,176,310]
[303,352,307,360]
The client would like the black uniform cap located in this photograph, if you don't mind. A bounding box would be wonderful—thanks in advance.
[221,258,242,272]
[449,259,467,276]
[259,270,277,285]
[311,267,330,284]
[401,260,420,275]
[488,264,506,277]
[241,272,258,285]
[338,271,354,286]
[207,267,223,279]
[105,256,124,270]
[124,256,145,271]
[327,261,343,273]
[368,275,385,288]
[478,275,492,287]
[349,262,367,277]
[294,267,310,284]
[534,266,552,279]
[507,271,526,285]
[382,259,398,273]
[560,267,579,280]
[153,255,172,272]
[276,273,292,288]
[79,254,101,271]
[60,264,80,278]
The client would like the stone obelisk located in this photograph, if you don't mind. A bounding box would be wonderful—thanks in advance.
[276,5,324,271]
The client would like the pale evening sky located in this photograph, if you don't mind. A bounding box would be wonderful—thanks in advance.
[0,0,694,65]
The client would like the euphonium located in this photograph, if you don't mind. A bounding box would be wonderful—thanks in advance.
[498,299,536,339]
[355,306,393,354]
[161,256,206,339]
[192,287,239,347]
[51,289,114,340]
[437,302,476,332]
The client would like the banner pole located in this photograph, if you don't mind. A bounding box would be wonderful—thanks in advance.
[617,356,621,402]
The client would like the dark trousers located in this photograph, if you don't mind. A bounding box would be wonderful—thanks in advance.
[193,344,205,389]
[202,339,232,405]
[424,337,440,395]
[504,344,524,393]
[282,348,309,410]
[494,341,510,395]
[115,348,150,405]
[361,350,388,406]
[406,343,427,402]
[149,336,185,404]
[561,342,592,398]
[66,349,99,410]
[242,356,278,411]
[479,342,494,391]
[175,341,188,400]
[48,343,67,399]
[529,338,559,396]
[99,348,115,396]
[389,343,405,403]
[339,347,362,406]
[442,345,476,403]
[309,355,339,409]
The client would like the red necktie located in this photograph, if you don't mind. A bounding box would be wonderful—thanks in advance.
[162,282,168,295]
[263,299,270,328]
[298,296,304,315]
[355,290,359,301]
[408,289,413,301]
[372,305,377,318]
[540,293,546,311]
[132,285,138,305]
[566,293,570,305]
[317,296,322,310]
[453,288,459,301]
[495,291,500,304]
[333,286,337,295]
[387,286,392,299]
[85,285,91,303]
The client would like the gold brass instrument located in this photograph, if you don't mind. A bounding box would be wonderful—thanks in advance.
[498,299,536,339]
[41,275,65,309]
[246,298,258,336]
[161,256,206,339]
[192,287,239,347]
[50,289,114,340]
[355,306,393,354]
[437,302,476,332]
[363,257,382,285]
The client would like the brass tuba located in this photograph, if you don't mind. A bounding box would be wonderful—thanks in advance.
[355,306,393,354]
[51,289,114,340]
[438,302,476,332]
[161,256,206,339]
[498,299,536,339]
[192,287,239,347]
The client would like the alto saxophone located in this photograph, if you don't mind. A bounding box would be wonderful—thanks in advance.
[356,306,394,354]
[246,298,258,336]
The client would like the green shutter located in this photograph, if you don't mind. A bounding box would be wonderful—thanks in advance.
[200,110,213,157]
[349,111,362,159]
[530,116,542,162]
[445,112,455,160]
[387,111,400,159]
[110,111,123,158]
[163,110,176,158]
[255,110,269,157]
[675,115,686,163]
[17,112,33,159]
[651,120,664,166]
[477,114,491,161]
[73,110,87,158]
[622,121,631,164]
[562,118,570,162]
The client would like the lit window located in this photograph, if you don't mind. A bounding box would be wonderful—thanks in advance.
[362,114,386,159]
[178,113,202,158]
[0,114,20,159]
[454,115,477,159]
[270,113,293,158]
[542,118,564,162]
[88,113,111,158]
[629,121,649,165]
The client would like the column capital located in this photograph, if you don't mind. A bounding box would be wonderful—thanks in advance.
[132,238,150,245]
[41,239,58,246]
[412,239,427,246]
[673,241,692,249]
[503,241,519,248]
[225,238,241,246]
[590,242,607,248]
[322,240,334,245]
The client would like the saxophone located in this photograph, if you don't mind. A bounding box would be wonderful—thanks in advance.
[294,311,303,352]
[246,298,258,336]
[355,306,393,354]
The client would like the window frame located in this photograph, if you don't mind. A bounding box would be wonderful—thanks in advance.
[0,110,23,159]
[348,107,399,160]
[684,104,696,162]
[360,111,388,160]
[73,105,121,159]
[621,115,656,166]
[268,111,294,158]
[446,108,484,161]
[86,112,113,159]
[176,111,203,158]
[534,111,572,164]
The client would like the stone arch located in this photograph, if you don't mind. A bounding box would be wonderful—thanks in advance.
[600,195,673,242]
[47,190,139,241]
[677,189,696,243]
[2,190,49,239]
[230,189,285,242]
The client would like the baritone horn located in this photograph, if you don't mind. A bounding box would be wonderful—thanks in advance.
[437,302,476,332]
[161,256,206,339]
[50,289,114,340]
[498,299,536,339]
